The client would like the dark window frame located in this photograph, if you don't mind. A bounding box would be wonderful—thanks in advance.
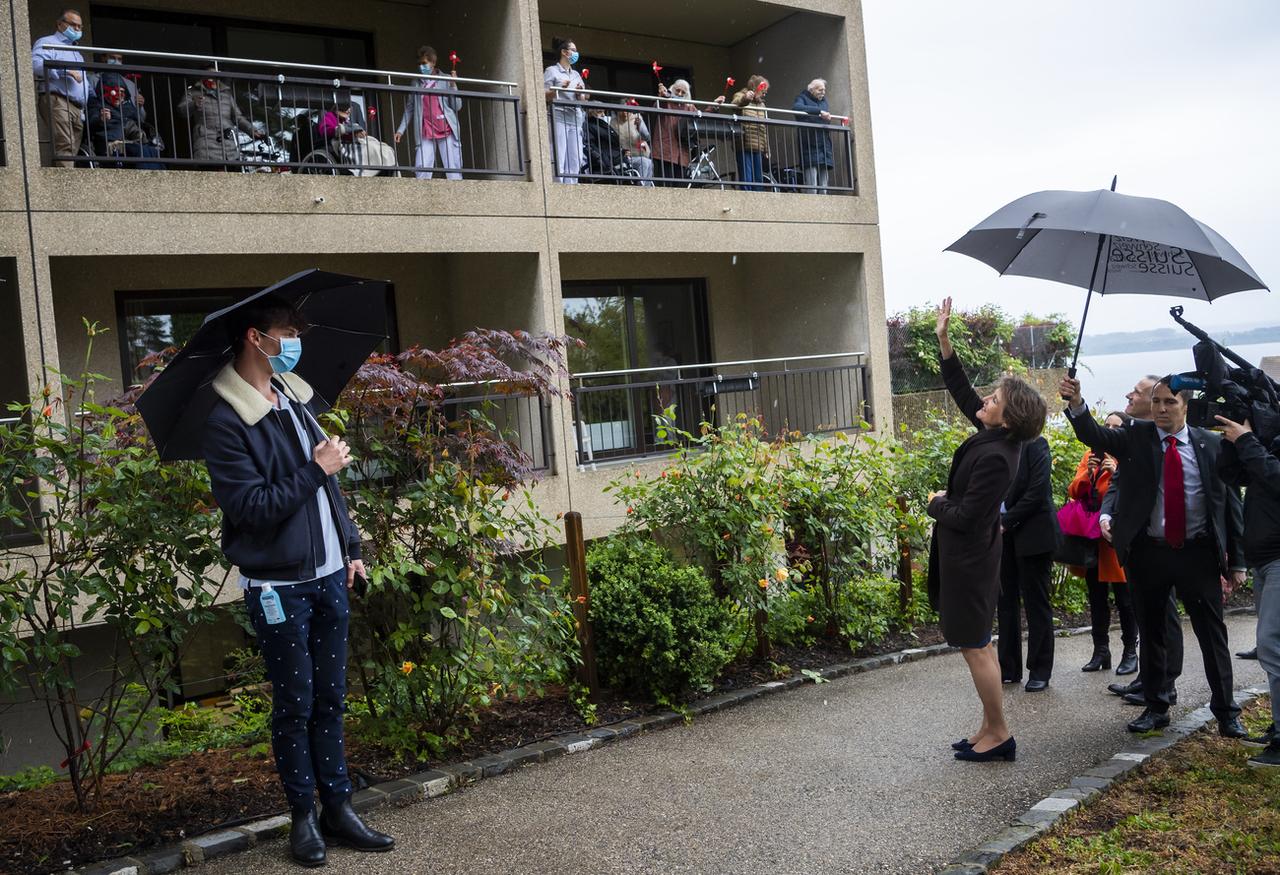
[88,4,376,69]
[541,51,695,99]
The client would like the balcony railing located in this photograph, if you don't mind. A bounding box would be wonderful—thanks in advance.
[569,353,870,466]
[35,45,524,178]
[442,384,554,473]
[549,87,855,194]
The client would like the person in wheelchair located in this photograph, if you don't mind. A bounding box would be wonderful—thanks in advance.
[86,70,164,169]
[316,96,395,177]
[583,106,636,184]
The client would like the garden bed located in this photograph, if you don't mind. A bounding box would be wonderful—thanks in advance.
[0,624,946,875]
[993,697,1280,875]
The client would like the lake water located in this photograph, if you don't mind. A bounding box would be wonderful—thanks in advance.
[1075,342,1280,412]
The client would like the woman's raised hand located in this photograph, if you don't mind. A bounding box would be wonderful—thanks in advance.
[936,297,954,359]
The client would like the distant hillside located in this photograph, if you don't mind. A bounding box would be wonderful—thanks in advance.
[1082,325,1280,356]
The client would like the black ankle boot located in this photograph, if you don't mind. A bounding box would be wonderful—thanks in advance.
[320,797,395,853]
[290,808,326,868]
[1115,647,1138,676]
[1082,646,1111,672]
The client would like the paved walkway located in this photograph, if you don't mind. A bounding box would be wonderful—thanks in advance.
[204,615,1266,875]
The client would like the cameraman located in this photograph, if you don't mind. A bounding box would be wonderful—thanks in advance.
[1216,414,1280,768]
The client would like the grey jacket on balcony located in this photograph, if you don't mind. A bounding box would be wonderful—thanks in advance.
[176,81,255,162]
[396,76,462,146]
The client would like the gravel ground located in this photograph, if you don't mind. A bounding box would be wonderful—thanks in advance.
[202,615,1267,875]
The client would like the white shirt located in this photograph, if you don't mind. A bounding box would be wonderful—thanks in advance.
[241,393,345,589]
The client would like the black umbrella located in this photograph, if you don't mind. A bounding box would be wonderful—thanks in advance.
[136,269,390,461]
[946,179,1269,375]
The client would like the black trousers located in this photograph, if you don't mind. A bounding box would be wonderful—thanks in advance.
[997,541,1055,682]
[1086,567,1138,651]
[1127,535,1239,720]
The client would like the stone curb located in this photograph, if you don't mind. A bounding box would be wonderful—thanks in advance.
[934,685,1269,875]
[73,639,963,874]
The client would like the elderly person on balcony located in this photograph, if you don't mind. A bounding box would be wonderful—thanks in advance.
[32,8,89,167]
[652,78,723,186]
[611,106,653,185]
[395,46,463,180]
[543,36,587,183]
[793,78,835,194]
[87,70,164,169]
[177,65,261,168]
[321,96,395,177]
[729,75,770,191]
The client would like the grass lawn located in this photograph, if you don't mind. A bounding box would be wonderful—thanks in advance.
[994,697,1280,875]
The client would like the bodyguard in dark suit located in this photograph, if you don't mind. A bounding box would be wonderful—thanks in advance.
[998,436,1062,690]
[1060,374,1247,737]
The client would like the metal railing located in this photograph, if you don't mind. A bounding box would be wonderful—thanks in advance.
[35,45,524,177]
[549,86,855,193]
[442,385,554,473]
[569,353,870,465]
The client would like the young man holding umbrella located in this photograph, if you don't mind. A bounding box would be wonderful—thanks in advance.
[203,295,394,867]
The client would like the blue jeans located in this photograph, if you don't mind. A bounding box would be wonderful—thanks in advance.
[737,150,764,189]
[1255,559,1280,728]
[245,568,352,811]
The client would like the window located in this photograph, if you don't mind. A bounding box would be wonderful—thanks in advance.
[116,290,244,386]
[563,278,710,460]
[89,5,375,69]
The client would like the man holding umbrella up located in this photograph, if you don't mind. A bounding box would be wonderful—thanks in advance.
[203,295,394,867]
[1058,373,1248,738]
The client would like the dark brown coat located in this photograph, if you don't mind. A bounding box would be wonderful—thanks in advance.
[926,354,1022,647]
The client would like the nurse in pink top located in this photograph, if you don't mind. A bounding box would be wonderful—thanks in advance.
[395,45,463,180]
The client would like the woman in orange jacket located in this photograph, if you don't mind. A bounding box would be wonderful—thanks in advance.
[1068,411,1138,675]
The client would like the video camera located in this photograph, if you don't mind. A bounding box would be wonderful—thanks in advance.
[1167,306,1280,448]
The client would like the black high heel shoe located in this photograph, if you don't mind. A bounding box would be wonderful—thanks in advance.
[955,737,1016,762]
[951,738,975,751]
[1081,647,1111,672]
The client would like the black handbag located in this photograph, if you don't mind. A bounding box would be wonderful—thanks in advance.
[1053,534,1097,569]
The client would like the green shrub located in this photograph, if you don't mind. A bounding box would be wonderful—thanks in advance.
[332,332,580,758]
[765,586,823,649]
[587,536,736,705]
[831,576,902,651]
[0,765,59,792]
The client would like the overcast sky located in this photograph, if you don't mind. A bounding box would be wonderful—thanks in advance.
[861,0,1279,334]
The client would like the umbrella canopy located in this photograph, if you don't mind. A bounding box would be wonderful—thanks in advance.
[947,188,1267,300]
[946,186,1269,372]
[136,269,390,461]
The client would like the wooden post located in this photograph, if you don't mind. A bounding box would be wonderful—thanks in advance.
[896,495,913,611]
[563,511,600,699]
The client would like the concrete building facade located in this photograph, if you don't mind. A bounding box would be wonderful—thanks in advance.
[0,0,888,768]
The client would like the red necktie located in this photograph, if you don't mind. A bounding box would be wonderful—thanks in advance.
[1163,436,1185,548]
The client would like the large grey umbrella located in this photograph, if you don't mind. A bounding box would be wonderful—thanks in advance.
[946,181,1269,374]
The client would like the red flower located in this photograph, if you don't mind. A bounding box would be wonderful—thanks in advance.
[725,77,736,89]
[449,50,460,67]
[581,67,590,80]
[651,61,663,77]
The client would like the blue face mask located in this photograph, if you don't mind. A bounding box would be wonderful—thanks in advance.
[62,26,82,42]
[419,63,433,75]
[260,334,302,375]
[567,51,580,65]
